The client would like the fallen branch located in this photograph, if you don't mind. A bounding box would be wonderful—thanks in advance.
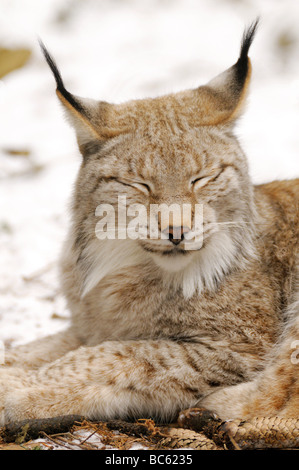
[0,415,85,444]
[105,419,152,438]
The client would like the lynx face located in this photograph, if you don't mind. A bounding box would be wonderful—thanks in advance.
[40,21,258,296]
[77,116,253,274]
[4,21,298,426]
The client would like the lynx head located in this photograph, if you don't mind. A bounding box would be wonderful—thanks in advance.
[41,21,258,298]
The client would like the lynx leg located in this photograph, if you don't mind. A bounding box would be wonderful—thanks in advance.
[1,339,247,425]
[3,328,82,369]
[200,310,299,419]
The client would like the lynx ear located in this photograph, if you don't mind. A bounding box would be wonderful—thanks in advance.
[195,20,259,126]
[39,40,127,158]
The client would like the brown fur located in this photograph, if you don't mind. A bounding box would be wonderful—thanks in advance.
[0,24,298,424]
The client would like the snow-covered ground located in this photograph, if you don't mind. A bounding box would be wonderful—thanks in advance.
[1,0,299,347]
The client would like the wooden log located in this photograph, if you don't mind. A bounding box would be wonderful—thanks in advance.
[1,415,85,444]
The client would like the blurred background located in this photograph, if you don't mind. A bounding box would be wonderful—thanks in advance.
[0,0,299,347]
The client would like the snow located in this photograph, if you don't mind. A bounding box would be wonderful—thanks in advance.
[31,428,117,450]
[1,0,299,348]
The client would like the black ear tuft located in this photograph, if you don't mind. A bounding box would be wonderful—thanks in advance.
[39,38,85,115]
[234,18,259,89]
[239,18,260,62]
[38,39,64,90]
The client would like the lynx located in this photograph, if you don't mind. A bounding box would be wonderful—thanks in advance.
[1,21,298,425]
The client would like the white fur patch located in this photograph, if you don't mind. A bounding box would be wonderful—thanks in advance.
[150,252,193,273]
[165,231,239,298]
[80,238,146,298]
[80,230,246,300]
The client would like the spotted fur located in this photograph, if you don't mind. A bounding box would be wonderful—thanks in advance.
[1,22,298,424]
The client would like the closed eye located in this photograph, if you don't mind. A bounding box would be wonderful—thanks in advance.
[131,182,151,194]
[191,176,207,185]
[191,170,223,190]
[190,175,212,190]
[117,179,151,195]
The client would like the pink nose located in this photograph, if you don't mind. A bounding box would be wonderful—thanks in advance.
[163,226,190,245]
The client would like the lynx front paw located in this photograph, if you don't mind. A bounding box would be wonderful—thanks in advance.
[3,388,37,424]
[198,381,257,420]
[0,368,35,426]
[2,384,91,423]
[0,370,17,426]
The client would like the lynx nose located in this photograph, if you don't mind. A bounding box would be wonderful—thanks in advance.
[164,226,190,245]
